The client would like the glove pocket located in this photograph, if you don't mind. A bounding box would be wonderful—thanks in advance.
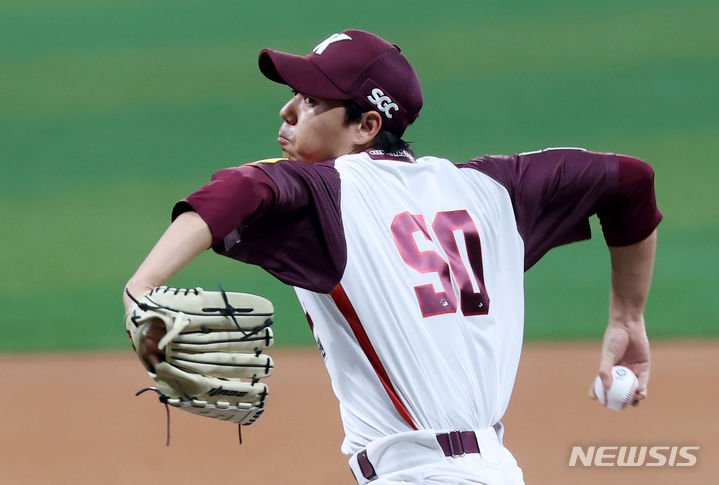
[167,350,274,379]
[172,328,274,352]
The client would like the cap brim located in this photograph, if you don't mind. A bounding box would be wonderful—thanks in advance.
[258,49,348,100]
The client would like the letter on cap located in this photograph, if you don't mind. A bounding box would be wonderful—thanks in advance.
[313,33,352,55]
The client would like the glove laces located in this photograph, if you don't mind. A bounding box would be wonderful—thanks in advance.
[135,387,244,446]
[157,312,191,350]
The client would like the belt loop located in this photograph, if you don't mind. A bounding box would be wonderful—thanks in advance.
[448,430,465,457]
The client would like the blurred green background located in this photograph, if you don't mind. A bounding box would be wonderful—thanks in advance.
[1,0,717,351]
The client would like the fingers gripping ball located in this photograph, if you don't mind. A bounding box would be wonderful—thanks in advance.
[125,286,274,425]
[594,366,639,410]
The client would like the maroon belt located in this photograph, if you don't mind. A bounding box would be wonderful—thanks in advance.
[436,430,480,457]
[355,431,481,481]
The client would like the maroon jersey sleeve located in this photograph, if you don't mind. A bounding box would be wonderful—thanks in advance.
[172,164,278,247]
[173,160,345,293]
[460,148,662,270]
[597,154,663,246]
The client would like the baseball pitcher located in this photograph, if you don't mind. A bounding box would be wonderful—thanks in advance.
[124,30,661,484]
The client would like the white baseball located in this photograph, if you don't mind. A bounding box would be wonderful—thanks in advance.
[593,365,639,410]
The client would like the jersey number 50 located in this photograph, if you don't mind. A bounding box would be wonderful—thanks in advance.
[391,210,490,318]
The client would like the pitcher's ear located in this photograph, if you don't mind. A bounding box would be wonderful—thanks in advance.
[355,110,382,145]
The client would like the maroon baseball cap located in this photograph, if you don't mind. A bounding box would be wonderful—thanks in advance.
[258,29,423,136]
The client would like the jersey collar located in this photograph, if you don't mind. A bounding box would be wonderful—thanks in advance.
[363,149,415,163]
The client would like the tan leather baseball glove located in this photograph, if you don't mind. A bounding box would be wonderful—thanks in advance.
[125,286,274,427]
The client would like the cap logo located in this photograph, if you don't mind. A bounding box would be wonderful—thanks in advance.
[367,88,399,119]
[313,33,352,55]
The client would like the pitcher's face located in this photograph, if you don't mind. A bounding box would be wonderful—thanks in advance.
[277,92,358,164]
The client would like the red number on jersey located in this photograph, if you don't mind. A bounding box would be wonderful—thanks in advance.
[391,212,458,316]
[391,210,490,318]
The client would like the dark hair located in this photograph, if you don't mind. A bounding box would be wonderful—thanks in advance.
[344,100,414,156]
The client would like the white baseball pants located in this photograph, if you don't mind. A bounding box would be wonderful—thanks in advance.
[348,427,525,484]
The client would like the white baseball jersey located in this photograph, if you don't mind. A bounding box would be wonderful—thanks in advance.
[294,152,524,453]
[175,148,661,456]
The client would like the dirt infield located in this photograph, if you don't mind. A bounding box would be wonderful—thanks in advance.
[1,341,715,484]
